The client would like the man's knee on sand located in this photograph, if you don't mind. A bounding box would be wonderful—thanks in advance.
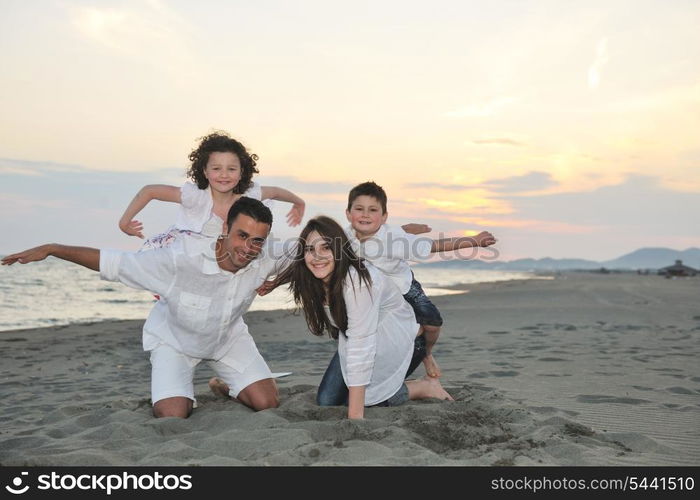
[246,391,280,411]
[153,397,193,419]
[237,378,280,411]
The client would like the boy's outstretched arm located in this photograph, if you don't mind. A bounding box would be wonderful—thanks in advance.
[431,231,497,253]
[119,185,182,238]
[402,223,432,235]
[260,186,306,227]
[2,244,100,271]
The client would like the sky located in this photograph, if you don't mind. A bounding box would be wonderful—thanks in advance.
[1,0,698,261]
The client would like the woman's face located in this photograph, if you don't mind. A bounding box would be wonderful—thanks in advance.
[304,230,335,284]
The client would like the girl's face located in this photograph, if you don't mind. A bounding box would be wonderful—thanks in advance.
[304,230,335,284]
[204,151,242,193]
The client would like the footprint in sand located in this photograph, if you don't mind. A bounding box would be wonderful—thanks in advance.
[490,370,519,377]
[666,387,698,395]
[576,394,651,405]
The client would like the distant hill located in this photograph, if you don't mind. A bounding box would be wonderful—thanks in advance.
[414,247,700,271]
[602,247,700,270]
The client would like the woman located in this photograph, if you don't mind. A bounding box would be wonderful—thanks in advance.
[280,216,453,419]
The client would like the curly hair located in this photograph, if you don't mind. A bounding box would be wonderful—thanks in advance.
[186,131,259,193]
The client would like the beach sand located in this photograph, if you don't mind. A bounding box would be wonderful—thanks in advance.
[1,272,698,466]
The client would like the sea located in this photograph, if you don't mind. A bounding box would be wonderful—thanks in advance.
[0,258,541,332]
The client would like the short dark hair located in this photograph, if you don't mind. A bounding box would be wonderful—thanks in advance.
[347,181,387,214]
[226,196,273,228]
[187,131,259,193]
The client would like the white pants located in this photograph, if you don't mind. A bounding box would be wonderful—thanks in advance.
[149,343,273,404]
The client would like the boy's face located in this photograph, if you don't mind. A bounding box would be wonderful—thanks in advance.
[346,195,387,238]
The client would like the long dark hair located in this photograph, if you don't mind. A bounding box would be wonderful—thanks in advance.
[277,216,371,339]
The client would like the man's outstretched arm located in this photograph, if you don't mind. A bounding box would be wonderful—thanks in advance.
[2,244,100,271]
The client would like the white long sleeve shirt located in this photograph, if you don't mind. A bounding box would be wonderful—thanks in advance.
[331,264,420,405]
[100,234,287,372]
[345,224,433,294]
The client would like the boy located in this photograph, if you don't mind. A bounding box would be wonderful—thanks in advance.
[345,181,496,378]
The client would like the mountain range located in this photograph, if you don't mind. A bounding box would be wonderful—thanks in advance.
[415,247,700,271]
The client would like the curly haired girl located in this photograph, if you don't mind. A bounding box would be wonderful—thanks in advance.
[119,131,305,249]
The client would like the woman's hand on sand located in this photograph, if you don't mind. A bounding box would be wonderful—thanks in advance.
[1,244,54,266]
[286,202,305,227]
[423,354,442,378]
[119,219,144,239]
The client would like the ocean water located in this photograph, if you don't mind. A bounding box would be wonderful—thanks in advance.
[0,258,540,332]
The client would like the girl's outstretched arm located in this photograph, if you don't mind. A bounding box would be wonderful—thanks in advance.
[119,185,182,238]
[259,186,306,227]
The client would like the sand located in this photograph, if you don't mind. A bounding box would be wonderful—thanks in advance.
[1,272,698,466]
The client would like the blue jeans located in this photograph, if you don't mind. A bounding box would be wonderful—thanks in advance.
[316,335,427,407]
[403,274,443,327]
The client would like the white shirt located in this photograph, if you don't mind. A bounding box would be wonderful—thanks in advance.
[175,181,263,236]
[331,264,420,406]
[100,234,288,372]
[345,224,433,294]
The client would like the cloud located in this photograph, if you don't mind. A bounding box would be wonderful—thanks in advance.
[403,182,471,191]
[484,171,557,193]
[0,157,86,175]
[253,176,351,195]
[507,175,700,230]
[0,192,73,211]
[66,1,195,71]
[472,138,525,147]
[0,159,184,210]
[444,97,516,118]
[453,217,598,234]
[404,171,557,194]
[588,37,609,90]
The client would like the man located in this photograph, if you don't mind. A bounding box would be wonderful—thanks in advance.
[2,197,289,419]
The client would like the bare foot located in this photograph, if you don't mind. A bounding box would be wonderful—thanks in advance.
[208,377,231,399]
[423,375,454,401]
[406,376,454,401]
[422,354,442,378]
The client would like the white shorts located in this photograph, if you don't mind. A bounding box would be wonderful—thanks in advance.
[149,343,273,405]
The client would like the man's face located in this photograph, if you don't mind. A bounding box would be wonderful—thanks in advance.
[345,195,387,239]
[219,214,270,272]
